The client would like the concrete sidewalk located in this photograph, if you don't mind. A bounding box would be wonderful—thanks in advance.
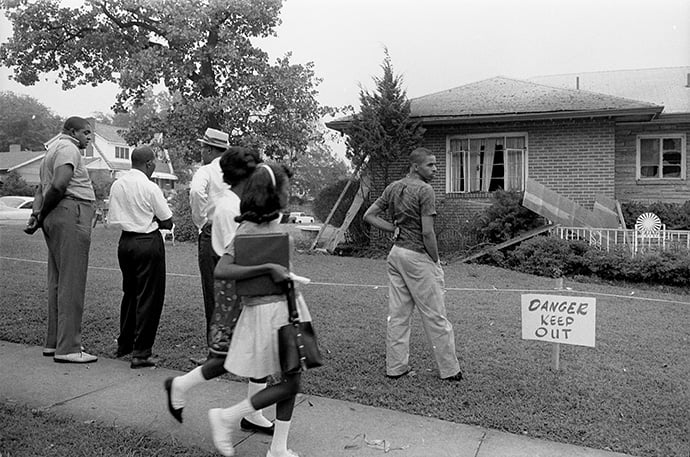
[0,341,632,457]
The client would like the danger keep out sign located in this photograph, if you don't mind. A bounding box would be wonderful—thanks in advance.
[521,294,596,347]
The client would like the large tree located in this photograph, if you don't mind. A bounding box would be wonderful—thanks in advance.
[1,0,327,163]
[0,91,62,151]
[344,50,425,190]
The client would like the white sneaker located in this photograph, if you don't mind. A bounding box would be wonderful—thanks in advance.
[208,408,235,456]
[44,345,84,357]
[53,352,98,363]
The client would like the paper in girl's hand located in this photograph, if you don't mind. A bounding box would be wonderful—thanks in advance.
[289,272,311,284]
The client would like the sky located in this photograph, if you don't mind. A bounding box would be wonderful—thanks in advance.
[1,0,689,152]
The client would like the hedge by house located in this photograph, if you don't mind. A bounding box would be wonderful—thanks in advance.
[493,235,690,287]
[621,200,690,230]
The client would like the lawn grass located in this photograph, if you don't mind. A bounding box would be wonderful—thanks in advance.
[1,224,689,457]
[0,400,215,456]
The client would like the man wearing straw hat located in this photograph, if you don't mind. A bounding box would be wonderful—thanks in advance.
[189,128,230,358]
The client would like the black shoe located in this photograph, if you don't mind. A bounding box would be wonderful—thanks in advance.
[240,417,275,435]
[131,356,158,369]
[163,377,183,423]
[115,348,132,358]
[441,371,463,381]
[386,369,415,379]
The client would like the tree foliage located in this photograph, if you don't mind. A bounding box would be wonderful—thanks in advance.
[0,170,34,196]
[343,49,424,186]
[0,91,62,151]
[290,140,350,201]
[1,0,330,164]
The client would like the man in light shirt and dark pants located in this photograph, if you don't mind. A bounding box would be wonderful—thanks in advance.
[189,128,230,353]
[108,146,173,369]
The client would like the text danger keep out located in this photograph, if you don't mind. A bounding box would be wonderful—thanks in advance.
[528,298,589,340]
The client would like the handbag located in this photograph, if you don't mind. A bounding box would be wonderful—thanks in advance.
[278,278,323,373]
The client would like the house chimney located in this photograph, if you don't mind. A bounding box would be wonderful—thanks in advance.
[9,144,21,153]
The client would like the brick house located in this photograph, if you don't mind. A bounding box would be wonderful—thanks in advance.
[326,69,689,245]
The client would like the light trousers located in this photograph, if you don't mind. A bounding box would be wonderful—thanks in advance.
[386,245,460,378]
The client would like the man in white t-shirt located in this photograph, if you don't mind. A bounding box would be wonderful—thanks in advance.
[108,146,173,369]
[189,128,230,349]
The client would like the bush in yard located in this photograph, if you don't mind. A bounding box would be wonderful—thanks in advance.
[586,249,690,287]
[312,178,369,246]
[621,200,690,230]
[313,178,357,227]
[506,235,690,287]
[167,188,196,242]
[475,190,543,244]
[506,236,590,278]
[0,170,34,196]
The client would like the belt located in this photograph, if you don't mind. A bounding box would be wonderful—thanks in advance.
[122,230,159,237]
[64,195,94,203]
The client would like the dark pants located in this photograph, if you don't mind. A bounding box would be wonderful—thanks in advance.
[42,198,94,355]
[198,223,220,345]
[117,230,166,358]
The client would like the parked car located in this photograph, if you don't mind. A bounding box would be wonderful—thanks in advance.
[0,196,34,223]
[287,212,315,224]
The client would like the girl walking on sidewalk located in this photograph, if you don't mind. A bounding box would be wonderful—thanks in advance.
[164,147,273,433]
[208,162,311,457]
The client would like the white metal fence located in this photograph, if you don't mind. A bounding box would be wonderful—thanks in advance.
[551,226,690,255]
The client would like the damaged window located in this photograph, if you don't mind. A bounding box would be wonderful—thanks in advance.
[446,134,526,193]
[637,135,685,180]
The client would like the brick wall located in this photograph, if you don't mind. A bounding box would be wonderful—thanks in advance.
[366,118,690,253]
[615,121,690,204]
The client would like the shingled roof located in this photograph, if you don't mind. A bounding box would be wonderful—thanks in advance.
[93,121,128,144]
[0,151,45,172]
[327,76,663,130]
[528,67,690,114]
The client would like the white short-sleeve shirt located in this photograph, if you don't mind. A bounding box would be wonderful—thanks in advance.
[211,189,241,256]
[108,169,173,233]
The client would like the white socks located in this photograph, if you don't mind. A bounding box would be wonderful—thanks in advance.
[244,380,273,427]
[269,419,292,456]
[171,367,204,409]
[220,398,256,424]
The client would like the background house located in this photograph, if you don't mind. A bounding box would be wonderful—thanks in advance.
[327,67,689,240]
[0,119,178,194]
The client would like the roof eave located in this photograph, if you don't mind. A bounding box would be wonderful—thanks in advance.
[411,107,663,125]
[326,108,662,132]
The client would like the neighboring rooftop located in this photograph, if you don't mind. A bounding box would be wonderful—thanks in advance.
[528,66,690,114]
[0,150,45,172]
[92,121,129,144]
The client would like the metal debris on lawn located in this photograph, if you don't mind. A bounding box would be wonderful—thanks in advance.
[344,433,410,452]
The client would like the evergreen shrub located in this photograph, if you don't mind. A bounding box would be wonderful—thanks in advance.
[476,190,544,244]
[167,188,197,242]
[0,171,34,196]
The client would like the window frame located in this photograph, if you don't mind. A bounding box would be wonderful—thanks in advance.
[636,134,686,181]
[115,146,130,160]
[445,132,528,194]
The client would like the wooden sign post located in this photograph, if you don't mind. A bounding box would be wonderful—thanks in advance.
[521,291,596,371]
